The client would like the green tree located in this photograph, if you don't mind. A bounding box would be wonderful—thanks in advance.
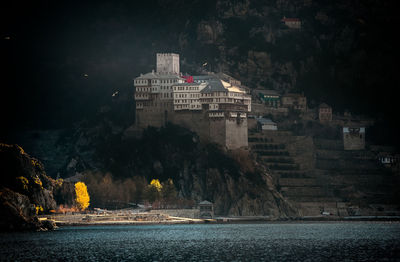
[161,178,177,202]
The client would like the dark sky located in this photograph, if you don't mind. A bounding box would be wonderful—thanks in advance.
[1,1,157,132]
[1,1,219,135]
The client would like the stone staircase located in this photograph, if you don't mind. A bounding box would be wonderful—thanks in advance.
[249,132,400,217]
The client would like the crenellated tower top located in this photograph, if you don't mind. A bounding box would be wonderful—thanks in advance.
[156,53,180,75]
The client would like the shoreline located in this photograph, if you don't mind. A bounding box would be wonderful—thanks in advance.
[52,215,400,228]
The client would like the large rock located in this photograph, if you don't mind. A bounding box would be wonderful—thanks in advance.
[0,188,39,231]
[0,143,58,231]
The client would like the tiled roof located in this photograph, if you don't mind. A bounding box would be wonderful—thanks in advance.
[200,79,227,93]
[135,71,181,80]
[257,118,276,125]
[135,71,159,79]
[256,89,280,96]
[193,75,218,81]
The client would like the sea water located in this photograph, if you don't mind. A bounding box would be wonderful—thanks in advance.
[1,222,400,261]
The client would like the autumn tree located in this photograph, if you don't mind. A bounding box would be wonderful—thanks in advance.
[145,179,162,203]
[75,181,90,211]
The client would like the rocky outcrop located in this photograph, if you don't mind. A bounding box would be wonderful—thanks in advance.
[0,143,58,231]
[93,125,298,218]
[197,20,223,44]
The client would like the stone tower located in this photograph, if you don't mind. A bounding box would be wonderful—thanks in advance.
[156,53,180,75]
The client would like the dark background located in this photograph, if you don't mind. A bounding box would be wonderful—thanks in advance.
[1,0,398,146]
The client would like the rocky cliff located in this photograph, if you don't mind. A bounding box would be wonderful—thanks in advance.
[10,122,298,218]
[0,143,58,231]
[97,124,298,218]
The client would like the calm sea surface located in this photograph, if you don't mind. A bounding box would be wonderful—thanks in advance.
[1,222,400,261]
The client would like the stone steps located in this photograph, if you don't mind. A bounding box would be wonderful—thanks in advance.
[276,170,308,177]
[266,163,300,171]
[296,201,350,216]
[280,186,328,197]
[261,156,294,164]
[315,149,375,158]
[279,178,318,187]
[313,169,386,177]
[253,150,290,156]
[316,159,380,171]
[251,132,399,218]
[250,143,287,149]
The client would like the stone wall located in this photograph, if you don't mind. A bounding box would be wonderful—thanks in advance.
[209,118,226,146]
[135,97,174,128]
[150,209,200,218]
[137,101,249,149]
[225,118,248,149]
[171,111,210,140]
[248,118,257,130]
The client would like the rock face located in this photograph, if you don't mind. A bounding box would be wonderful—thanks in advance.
[0,188,40,231]
[13,122,299,218]
[94,124,299,218]
[0,143,58,231]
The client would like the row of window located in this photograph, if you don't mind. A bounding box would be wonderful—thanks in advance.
[174,104,202,109]
[135,79,179,85]
[209,112,224,117]
[160,93,171,98]
[136,87,151,92]
[173,86,199,91]
[174,99,200,104]
[174,93,201,98]
[151,79,179,84]
[136,101,173,107]
[135,93,149,98]
[135,80,149,85]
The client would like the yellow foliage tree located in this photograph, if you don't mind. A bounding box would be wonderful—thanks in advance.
[145,179,162,203]
[150,179,162,192]
[75,182,90,211]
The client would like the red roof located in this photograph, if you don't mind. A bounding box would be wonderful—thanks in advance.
[181,75,194,83]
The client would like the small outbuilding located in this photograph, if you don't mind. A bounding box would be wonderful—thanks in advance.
[343,126,365,150]
[199,200,214,218]
[377,152,399,167]
[257,117,278,131]
[256,89,281,108]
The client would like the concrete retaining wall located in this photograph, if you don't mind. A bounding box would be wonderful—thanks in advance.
[150,209,200,218]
